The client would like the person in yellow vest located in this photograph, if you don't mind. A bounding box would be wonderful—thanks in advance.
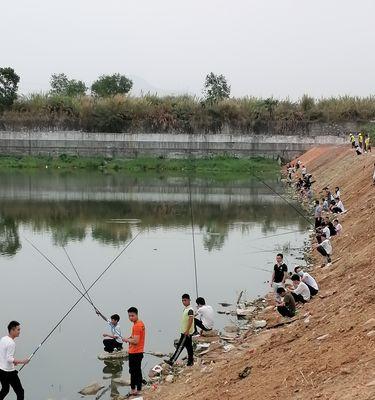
[349,133,356,148]
[365,135,371,152]
[358,132,363,150]
[165,294,195,366]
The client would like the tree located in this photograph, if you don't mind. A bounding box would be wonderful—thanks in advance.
[0,67,20,110]
[263,97,279,119]
[91,73,133,97]
[50,73,87,96]
[202,72,231,104]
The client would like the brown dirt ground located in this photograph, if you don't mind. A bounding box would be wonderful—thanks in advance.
[144,145,375,400]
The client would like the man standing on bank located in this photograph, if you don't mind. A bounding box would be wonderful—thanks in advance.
[0,321,29,400]
[165,294,195,367]
[123,307,145,398]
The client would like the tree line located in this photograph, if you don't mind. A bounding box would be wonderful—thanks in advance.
[0,67,230,111]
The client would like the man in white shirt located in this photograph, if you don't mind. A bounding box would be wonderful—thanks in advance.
[194,297,214,334]
[316,233,332,265]
[96,312,123,353]
[294,267,319,296]
[333,219,343,235]
[290,274,311,303]
[0,321,29,400]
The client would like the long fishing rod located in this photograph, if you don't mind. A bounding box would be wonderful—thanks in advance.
[62,245,95,307]
[19,232,141,371]
[188,175,199,299]
[23,236,101,313]
[251,171,314,227]
[62,245,122,339]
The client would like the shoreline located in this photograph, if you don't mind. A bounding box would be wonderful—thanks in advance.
[142,145,375,400]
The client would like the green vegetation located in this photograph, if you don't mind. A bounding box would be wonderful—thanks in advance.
[0,154,278,175]
[360,122,375,145]
[50,73,87,97]
[91,73,133,97]
[203,72,231,104]
[0,67,20,111]
[2,93,375,133]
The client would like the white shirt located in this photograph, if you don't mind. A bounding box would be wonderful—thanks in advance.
[335,190,341,199]
[337,200,345,212]
[320,239,332,255]
[302,167,307,174]
[293,281,311,301]
[302,272,319,290]
[107,320,122,343]
[322,226,330,239]
[196,305,214,330]
[335,223,342,235]
[0,336,16,371]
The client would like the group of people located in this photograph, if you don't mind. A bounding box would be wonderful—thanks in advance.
[270,253,319,318]
[349,132,371,155]
[95,295,213,397]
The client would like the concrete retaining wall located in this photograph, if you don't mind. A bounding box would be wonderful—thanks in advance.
[0,124,351,160]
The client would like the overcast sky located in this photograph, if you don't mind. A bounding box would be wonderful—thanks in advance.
[1,0,375,98]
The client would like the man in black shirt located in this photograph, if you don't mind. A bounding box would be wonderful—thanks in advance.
[270,253,288,300]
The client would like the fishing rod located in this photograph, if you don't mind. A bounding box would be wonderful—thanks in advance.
[62,245,95,307]
[23,236,101,313]
[19,232,141,371]
[62,245,122,340]
[251,171,314,227]
[188,175,199,299]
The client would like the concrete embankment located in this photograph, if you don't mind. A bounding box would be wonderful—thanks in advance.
[0,122,354,159]
[145,145,375,400]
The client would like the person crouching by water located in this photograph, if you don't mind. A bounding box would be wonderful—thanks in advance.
[122,307,145,398]
[96,311,123,353]
[0,321,29,400]
[276,287,296,318]
[165,294,195,367]
[290,274,311,304]
[294,266,319,297]
[194,297,214,335]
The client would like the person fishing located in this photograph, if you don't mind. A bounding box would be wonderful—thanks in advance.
[96,311,123,353]
[0,321,29,400]
[122,307,146,398]
[165,294,195,367]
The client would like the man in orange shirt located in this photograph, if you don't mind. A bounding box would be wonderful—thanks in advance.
[122,307,145,397]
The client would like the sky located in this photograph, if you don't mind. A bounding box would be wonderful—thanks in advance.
[1,0,375,98]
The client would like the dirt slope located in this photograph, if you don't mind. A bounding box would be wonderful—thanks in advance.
[145,145,375,400]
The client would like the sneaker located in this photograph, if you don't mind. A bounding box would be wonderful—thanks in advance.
[186,361,194,367]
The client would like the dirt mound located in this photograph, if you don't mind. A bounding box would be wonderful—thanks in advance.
[146,145,375,400]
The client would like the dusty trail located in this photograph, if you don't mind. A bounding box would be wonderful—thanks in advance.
[144,145,375,400]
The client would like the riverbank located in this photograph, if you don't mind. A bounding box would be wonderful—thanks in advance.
[0,155,278,176]
[143,145,375,400]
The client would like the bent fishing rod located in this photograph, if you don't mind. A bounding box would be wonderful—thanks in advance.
[19,232,140,371]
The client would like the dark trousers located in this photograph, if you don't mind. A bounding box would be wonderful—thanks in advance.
[103,338,123,353]
[128,353,143,391]
[291,292,307,304]
[194,318,211,334]
[306,284,319,296]
[169,333,194,365]
[277,306,295,318]
[0,369,24,400]
[332,207,342,213]
[317,246,331,262]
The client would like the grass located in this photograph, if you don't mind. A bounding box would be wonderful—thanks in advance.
[2,93,375,133]
[0,154,279,177]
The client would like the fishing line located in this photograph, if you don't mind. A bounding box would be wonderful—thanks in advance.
[251,171,314,227]
[188,175,199,299]
[19,232,140,371]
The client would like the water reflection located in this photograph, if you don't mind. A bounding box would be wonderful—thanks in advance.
[0,170,309,256]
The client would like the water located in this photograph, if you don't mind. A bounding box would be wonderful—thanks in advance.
[0,170,309,399]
